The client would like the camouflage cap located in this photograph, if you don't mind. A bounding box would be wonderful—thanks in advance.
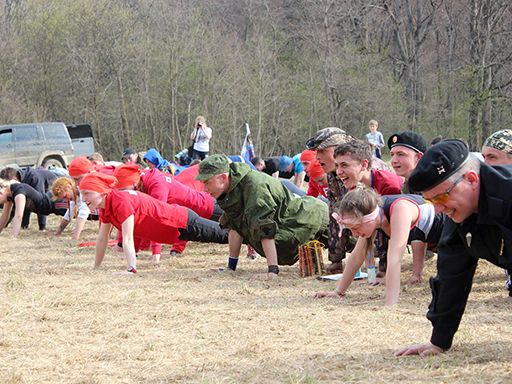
[305,127,353,150]
[195,154,230,181]
[483,129,512,155]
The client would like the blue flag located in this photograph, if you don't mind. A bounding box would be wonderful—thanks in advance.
[241,123,254,163]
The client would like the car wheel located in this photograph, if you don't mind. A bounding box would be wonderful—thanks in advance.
[42,158,64,170]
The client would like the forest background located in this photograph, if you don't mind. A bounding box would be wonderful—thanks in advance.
[0,0,511,160]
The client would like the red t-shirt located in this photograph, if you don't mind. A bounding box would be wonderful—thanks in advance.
[371,170,404,196]
[142,168,214,219]
[174,164,204,191]
[306,178,328,199]
[101,190,188,245]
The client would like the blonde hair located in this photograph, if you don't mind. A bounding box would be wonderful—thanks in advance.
[51,177,77,201]
[369,119,378,127]
[89,152,105,166]
[334,183,382,254]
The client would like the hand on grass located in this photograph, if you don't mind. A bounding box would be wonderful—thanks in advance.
[369,276,386,286]
[326,262,343,274]
[394,343,443,357]
[313,291,340,299]
[406,274,423,285]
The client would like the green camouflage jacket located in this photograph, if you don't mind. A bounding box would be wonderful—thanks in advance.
[217,162,328,265]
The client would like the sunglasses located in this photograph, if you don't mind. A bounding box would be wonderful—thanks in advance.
[422,175,464,205]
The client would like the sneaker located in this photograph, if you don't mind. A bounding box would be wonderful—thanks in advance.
[170,250,182,256]
[246,245,259,260]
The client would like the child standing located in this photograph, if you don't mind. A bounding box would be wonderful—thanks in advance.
[366,119,385,159]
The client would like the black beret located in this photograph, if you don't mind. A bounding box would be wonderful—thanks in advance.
[408,139,469,192]
[387,131,428,153]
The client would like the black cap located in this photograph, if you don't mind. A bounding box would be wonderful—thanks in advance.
[388,131,428,153]
[122,148,137,158]
[408,139,470,192]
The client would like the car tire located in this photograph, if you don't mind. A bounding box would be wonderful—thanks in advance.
[42,158,64,170]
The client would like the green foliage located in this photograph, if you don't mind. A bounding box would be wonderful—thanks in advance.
[0,0,511,158]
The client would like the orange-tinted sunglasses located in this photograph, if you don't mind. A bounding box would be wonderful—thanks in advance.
[422,175,464,205]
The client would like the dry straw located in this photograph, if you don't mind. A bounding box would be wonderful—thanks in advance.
[0,216,511,382]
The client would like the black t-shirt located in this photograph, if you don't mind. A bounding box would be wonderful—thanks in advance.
[263,157,294,179]
[18,167,58,193]
[9,183,53,215]
[263,157,280,176]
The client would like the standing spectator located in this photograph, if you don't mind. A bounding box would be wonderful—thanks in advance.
[366,119,385,159]
[190,116,212,160]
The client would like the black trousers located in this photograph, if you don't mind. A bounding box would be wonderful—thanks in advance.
[178,209,229,244]
[210,203,223,222]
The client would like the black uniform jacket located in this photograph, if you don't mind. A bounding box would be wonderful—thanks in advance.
[429,162,512,349]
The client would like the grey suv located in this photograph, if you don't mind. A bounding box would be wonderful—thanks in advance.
[0,122,74,169]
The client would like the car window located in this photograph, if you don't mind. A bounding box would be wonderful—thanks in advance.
[67,124,93,139]
[15,126,39,141]
[43,124,68,140]
[0,129,13,144]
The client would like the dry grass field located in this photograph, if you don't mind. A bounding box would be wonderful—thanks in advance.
[1,216,512,383]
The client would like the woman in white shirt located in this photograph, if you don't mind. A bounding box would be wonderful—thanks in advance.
[190,116,212,160]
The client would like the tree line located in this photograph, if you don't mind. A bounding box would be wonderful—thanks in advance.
[0,0,510,160]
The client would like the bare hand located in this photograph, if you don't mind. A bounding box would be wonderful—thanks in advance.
[406,274,423,285]
[369,276,386,286]
[394,343,443,357]
[313,291,340,299]
[327,261,343,274]
[250,272,278,280]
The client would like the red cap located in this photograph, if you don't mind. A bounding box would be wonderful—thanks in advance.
[80,172,117,194]
[308,159,325,179]
[300,149,317,163]
[69,156,94,176]
[113,164,141,188]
